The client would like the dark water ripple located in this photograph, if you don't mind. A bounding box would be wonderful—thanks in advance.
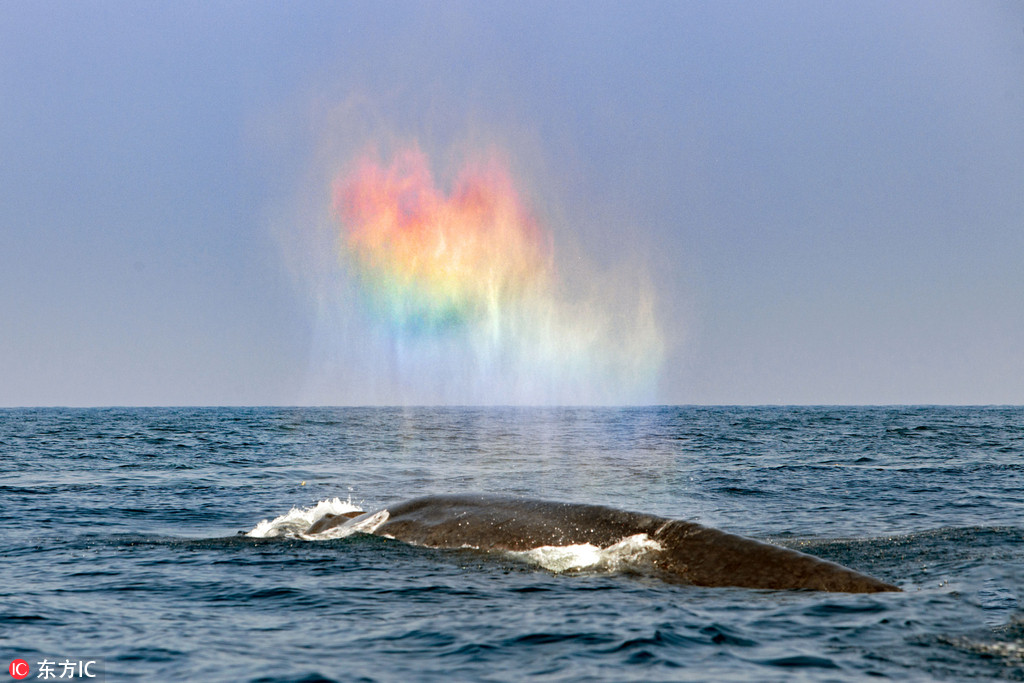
[2,406,1023,681]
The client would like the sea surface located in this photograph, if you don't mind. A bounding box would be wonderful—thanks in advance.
[2,406,1023,682]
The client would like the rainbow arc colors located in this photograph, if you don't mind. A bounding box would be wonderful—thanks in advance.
[331,145,663,404]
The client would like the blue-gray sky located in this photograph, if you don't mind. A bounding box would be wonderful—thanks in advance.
[2,1,1022,406]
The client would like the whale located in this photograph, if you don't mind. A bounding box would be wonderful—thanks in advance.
[305,494,899,593]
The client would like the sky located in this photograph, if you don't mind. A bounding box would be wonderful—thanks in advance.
[1,0,1022,406]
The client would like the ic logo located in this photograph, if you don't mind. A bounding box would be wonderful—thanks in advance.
[8,660,30,680]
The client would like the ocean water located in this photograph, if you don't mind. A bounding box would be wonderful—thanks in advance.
[2,406,1022,682]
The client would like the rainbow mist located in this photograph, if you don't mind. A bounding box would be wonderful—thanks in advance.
[328,145,663,405]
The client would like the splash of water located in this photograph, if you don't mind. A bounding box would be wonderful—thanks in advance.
[507,533,664,573]
[247,497,363,539]
[327,144,663,405]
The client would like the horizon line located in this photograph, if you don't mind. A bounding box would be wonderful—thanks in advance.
[1,403,1022,410]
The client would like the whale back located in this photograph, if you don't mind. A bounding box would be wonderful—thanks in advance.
[378,494,668,550]
[650,519,898,592]
[311,494,899,593]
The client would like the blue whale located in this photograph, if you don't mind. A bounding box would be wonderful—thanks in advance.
[306,494,899,593]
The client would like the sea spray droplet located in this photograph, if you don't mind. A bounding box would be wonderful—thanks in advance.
[331,145,665,404]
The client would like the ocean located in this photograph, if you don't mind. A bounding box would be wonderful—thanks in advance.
[2,406,1022,681]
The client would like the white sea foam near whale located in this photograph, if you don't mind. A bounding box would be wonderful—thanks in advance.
[310,509,391,540]
[506,533,664,573]
[247,497,364,539]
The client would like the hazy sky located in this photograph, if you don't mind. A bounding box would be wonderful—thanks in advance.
[2,1,1022,406]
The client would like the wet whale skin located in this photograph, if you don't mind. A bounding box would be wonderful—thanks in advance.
[310,494,900,593]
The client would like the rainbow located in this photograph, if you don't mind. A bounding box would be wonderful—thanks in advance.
[330,144,663,404]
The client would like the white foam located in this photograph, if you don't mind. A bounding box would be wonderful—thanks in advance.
[946,637,1024,662]
[507,533,663,573]
[246,498,364,539]
[306,509,390,540]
